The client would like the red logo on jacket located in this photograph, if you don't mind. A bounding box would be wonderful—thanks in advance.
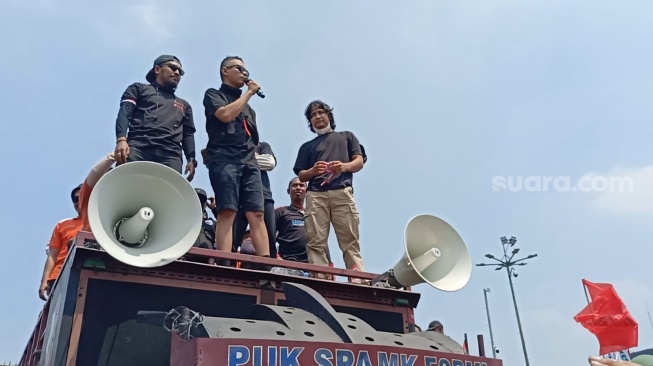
[174,101,185,113]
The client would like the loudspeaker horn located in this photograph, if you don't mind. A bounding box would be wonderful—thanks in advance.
[88,161,202,268]
[374,214,471,292]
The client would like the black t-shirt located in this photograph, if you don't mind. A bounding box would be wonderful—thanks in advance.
[275,205,307,256]
[116,82,196,159]
[293,131,363,192]
[203,84,258,166]
[193,217,216,249]
[257,142,275,201]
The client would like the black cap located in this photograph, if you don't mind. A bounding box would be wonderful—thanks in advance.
[146,55,181,83]
[195,188,207,199]
[427,320,443,330]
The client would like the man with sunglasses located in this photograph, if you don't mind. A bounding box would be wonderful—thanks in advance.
[114,55,197,181]
[203,56,270,263]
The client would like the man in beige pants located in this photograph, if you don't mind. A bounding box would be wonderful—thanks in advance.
[293,100,366,272]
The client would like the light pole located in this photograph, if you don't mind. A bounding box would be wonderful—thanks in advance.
[483,288,497,358]
[476,236,537,366]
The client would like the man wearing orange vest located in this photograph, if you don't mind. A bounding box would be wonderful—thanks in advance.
[38,186,83,300]
[38,153,116,300]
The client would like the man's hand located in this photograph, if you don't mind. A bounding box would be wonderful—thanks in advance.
[115,140,130,164]
[589,356,639,366]
[327,161,347,174]
[39,281,49,301]
[246,79,261,96]
[312,161,328,175]
[185,161,196,182]
[207,197,217,210]
[201,149,208,166]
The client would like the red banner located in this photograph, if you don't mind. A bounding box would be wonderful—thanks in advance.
[574,279,638,355]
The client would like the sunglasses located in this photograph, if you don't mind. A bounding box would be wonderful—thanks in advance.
[225,64,249,76]
[72,196,79,204]
[162,63,185,76]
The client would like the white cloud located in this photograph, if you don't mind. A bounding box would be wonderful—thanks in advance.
[584,166,653,216]
[95,0,174,47]
[128,2,171,38]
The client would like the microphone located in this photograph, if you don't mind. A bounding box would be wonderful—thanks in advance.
[244,78,265,99]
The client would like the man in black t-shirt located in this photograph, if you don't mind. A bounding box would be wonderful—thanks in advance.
[114,55,197,179]
[275,177,333,263]
[202,56,270,260]
[293,100,366,271]
[233,141,277,257]
[275,177,309,262]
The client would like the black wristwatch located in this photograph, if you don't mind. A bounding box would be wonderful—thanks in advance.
[188,158,198,168]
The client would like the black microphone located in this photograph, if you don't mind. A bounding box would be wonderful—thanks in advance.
[244,78,265,99]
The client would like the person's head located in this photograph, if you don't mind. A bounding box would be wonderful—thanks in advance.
[240,230,256,255]
[287,177,307,204]
[304,100,336,134]
[71,184,82,215]
[195,188,208,210]
[427,320,443,334]
[220,56,248,88]
[145,55,184,90]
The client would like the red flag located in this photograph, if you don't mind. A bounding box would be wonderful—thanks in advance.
[462,333,469,354]
[584,279,613,299]
[574,279,638,355]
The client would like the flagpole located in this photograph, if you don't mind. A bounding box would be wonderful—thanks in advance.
[583,280,590,304]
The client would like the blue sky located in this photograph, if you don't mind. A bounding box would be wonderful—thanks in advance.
[1,0,652,364]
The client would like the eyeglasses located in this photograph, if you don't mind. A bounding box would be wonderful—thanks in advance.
[225,64,249,77]
[72,196,80,204]
[162,63,185,76]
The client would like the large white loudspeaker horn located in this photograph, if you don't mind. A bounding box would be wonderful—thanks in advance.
[88,161,202,268]
[387,214,472,291]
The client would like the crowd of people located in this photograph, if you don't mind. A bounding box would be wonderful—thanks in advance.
[38,54,367,300]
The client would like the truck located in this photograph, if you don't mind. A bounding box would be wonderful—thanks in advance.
[18,161,503,366]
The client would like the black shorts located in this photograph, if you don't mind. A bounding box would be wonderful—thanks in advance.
[127,145,182,173]
[209,161,264,212]
[280,252,308,263]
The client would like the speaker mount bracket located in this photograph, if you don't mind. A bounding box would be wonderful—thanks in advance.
[371,269,402,289]
[113,218,150,248]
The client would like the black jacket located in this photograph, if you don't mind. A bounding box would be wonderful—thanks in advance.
[115,82,196,160]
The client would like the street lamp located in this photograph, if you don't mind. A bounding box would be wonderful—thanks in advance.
[476,236,537,366]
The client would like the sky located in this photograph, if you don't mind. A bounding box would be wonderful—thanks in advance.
[1,0,652,364]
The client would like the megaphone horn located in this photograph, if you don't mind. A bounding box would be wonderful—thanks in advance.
[88,161,203,268]
[373,214,472,292]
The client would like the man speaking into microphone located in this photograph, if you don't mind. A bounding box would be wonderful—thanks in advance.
[203,56,271,263]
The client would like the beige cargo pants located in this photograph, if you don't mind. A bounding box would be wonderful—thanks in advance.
[304,187,365,271]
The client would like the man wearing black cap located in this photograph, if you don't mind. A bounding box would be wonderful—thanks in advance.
[114,55,197,181]
[427,320,444,334]
[203,55,270,262]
